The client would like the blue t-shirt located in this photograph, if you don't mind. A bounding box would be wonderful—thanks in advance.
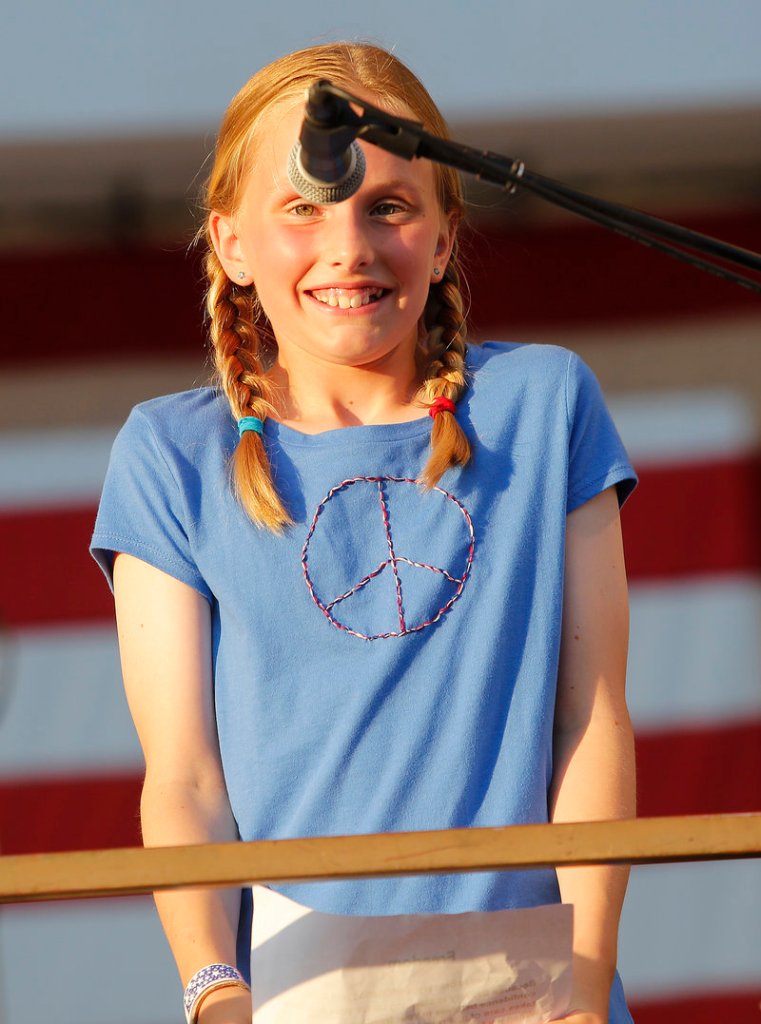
[92,342,636,1020]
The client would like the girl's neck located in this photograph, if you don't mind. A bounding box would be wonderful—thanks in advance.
[266,350,425,434]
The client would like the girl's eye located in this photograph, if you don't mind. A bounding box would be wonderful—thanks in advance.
[288,203,318,217]
[372,201,406,217]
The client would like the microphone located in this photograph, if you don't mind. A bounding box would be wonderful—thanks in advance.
[287,82,365,204]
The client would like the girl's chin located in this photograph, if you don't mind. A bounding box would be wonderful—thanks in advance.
[278,331,419,370]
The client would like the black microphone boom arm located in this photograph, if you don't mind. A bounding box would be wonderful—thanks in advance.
[306,80,761,295]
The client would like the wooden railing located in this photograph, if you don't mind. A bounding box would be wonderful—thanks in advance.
[2,813,760,904]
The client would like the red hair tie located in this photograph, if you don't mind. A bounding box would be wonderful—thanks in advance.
[428,396,457,419]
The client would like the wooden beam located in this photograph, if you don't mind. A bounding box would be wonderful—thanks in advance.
[2,814,760,905]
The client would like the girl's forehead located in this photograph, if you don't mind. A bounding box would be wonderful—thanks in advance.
[244,93,434,198]
[238,99,304,198]
[249,85,420,168]
[250,100,302,164]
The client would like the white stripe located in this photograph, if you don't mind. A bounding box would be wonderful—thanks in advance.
[2,578,759,775]
[0,389,755,509]
[0,625,142,777]
[619,859,761,998]
[2,864,758,1018]
[0,427,116,508]
[627,577,761,730]
[0,898,179,1024]
[609,389,756,465]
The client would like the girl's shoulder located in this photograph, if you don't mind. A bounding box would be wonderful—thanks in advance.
[466,341,591,399]
[118,386,233,450]
[466,340,574,376]
[128,385,228,426]
[465,340,617,432]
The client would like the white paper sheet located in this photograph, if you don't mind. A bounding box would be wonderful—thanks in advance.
[251,886,573,1024]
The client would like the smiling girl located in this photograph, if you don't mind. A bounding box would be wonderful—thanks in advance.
[92,42,636,1024]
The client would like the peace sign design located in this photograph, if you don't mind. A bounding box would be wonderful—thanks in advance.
[301,476,475,641]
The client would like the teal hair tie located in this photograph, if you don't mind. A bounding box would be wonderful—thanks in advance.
[238,416,264,437]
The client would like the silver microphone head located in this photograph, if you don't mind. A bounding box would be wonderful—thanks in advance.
[287,140,365,204]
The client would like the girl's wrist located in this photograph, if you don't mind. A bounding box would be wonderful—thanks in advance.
[567,959,615,1021]
[196,984,252,1024]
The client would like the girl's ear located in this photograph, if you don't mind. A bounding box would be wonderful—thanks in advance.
[431,210,459,282]
[209,211,250,284]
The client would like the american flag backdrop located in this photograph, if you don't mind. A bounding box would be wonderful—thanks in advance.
[0,215,760,1022]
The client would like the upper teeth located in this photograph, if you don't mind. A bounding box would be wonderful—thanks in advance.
[311,287,383,309]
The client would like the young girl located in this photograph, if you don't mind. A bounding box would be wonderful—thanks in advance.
[92,42,636,1024]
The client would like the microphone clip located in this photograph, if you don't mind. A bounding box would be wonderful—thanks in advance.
[306,81,425,162]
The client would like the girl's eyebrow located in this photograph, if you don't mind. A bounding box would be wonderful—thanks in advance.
[265,177,425,206]
[367,178,423,194]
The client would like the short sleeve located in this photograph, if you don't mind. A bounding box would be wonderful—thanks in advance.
[565,351,637,513]
[90,405,213,600]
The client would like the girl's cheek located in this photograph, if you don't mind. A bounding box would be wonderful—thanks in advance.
[267,229,315,262]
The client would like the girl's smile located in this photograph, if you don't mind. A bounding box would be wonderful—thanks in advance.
[306,284,388,311]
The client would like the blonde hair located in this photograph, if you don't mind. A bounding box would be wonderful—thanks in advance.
[202,42,472,531]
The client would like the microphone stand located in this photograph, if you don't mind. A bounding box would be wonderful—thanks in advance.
[308,81,761,295]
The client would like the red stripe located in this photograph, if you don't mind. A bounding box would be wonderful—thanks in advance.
[466,208,761,331]
[636,720,761,817]
[2,723,759,854]
[0,248,205,368]
[0,504,113,627]
[630,990,761,1024]
[0,773,142,854]
[2,454,759,627]
[623,455,761,580]
[1,208,759,368]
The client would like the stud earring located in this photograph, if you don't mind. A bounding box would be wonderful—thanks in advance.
[433,267,441,277]
[237,271,246,281]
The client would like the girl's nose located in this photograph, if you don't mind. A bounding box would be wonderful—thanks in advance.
[322,205,373,270]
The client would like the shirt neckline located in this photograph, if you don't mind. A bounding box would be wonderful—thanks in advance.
[264,414,434,448]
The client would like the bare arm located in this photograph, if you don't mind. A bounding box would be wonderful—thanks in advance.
[549,487,636,1023]
[114,553,251,1023]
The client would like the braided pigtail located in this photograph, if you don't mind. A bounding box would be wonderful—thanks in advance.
[206,251,292,531]
[202,41,472,526]
[417,254,472,488]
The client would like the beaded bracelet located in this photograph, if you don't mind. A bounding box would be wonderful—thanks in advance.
[183,963,250,1024]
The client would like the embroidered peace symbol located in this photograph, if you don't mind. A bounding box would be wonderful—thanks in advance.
[301,476,474,640]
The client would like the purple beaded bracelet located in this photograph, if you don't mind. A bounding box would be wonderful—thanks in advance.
[183,963,250,1024]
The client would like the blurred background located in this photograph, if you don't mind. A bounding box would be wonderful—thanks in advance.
[1,2,760,1021]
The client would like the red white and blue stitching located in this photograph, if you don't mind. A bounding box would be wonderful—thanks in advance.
[301,475,475,641]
